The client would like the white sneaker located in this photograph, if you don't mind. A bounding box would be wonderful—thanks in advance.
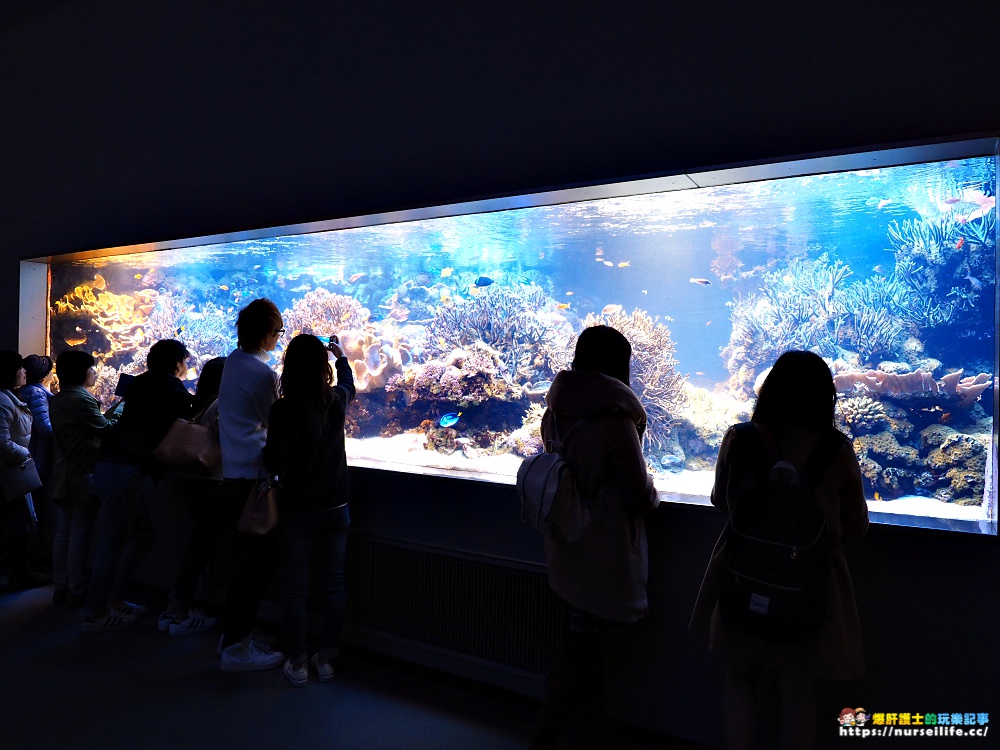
[115,600,147,617]
[157,612,176,632]
[219,638,285,672]
[310,653,335,683]
[81,608,137,633]
[283,659,308,687]
[169,609,217,636]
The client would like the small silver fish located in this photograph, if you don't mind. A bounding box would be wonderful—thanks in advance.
[689,277,712,286]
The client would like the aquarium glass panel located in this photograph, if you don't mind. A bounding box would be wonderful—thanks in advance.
[46,155,998,533]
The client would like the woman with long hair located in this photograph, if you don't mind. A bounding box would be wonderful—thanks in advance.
[531,325,659,748]
[263,333,355,687]
[690,350,868,749]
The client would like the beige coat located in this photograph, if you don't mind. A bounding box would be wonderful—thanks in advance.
[689,422,869,680]
[0,388,33,467]
[541,370,659,624]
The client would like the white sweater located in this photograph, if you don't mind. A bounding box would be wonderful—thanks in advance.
[218,348,280,480]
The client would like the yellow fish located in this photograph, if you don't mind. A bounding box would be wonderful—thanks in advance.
[93,274,106,290]
[219,285,229,291]
[134,274,142,280]
[64,334,88,346]
[440,294,453,305]
[441,268,454,278]
[341,310,353,322]
[873,491,883,502]
[617,261,630,268]
[556,302,571,310]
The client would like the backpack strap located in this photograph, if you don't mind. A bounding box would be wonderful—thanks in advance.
[546,413,588,455]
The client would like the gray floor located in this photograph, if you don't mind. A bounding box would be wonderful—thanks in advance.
[0,585,695,750]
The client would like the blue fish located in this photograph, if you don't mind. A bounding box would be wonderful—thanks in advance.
[474,276,494,287]
[439,412,462,428]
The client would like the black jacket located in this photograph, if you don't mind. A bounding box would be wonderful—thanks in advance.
[99,370,193,477]
[263,356,355,514]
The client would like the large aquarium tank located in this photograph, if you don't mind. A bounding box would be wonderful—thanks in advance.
[36,143,998,534]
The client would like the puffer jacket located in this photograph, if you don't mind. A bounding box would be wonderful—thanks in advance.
[541,369,659,623]
[18,383,52,476]
[0,388,33,469]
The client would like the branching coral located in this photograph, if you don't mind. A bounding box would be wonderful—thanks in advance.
[143,291,237,363]
[836,394,890,435]
[426,284,574,384]
[580,309,686,452]
[281,289,370,344]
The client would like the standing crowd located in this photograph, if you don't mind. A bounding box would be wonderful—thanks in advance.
[0,298,355,687]
[0,301,868,749]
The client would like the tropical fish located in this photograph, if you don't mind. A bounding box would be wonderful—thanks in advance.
[466,285,479,296]
[940,411,952,424]
[955,237,965,250]
[440,267,454,278]
[134,274,142,279]
[252,264,262,270]
[556,302,571,310]
[601,304,622,315]
[341,310,354,322]
[565,291,573,296]
[348,273,366,283]
[175,327,184,335]
[617,261,630,268]
[705,320,712,326]
[943,196,962,204]
[603,261,613,267]
[64,334,88,346]
[595,257,605,262]
[877,199,892,209]
[695,371,705,376]
[440,293,453,305]
[965,272,982,291]
[439,412,462,428]
[874,491,883,502]
[474,276,493,287]
[689,278,712,286]
[595,248,604,257]
[93,274,106,290]
[641,290,647,295]
[219,285,229,291]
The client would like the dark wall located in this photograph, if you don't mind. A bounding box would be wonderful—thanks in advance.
[2,3,998,746]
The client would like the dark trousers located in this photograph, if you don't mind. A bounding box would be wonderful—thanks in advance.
[219,478,280,649]
[170,477,225,605]
[279,504,350,664]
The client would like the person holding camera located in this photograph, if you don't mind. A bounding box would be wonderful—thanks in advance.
[263,333,355,687]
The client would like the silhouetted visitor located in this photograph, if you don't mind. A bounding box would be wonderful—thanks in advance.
[263,333,355,687]
[158,356,226,636]
[690,350,868,750]
[81,339,193,631]
[0,351,46,591]
[49,350,112,605]
[217,298,286,672]
[530,325,660,749]
[19,354,55,565]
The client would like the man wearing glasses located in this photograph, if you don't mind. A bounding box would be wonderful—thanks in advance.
[216,298,287,671]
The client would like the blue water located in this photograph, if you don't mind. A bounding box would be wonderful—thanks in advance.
[47,156,998,524]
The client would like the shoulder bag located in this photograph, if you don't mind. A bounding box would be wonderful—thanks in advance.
[0,457,43,501]
[238,480,279,535]
[153,400,222,473]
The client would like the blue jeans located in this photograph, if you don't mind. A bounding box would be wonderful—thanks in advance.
[84,462,144,619]
[52,502,95,596]
[279,504,350,664]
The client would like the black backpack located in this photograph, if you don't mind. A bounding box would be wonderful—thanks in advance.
[718,422,846,643]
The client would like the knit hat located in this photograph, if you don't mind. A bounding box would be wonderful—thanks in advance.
[23,354,53,384]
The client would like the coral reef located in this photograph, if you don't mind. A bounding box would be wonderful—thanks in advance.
[339,326,407,393]
[426,284,574,385]
[386,342,522,407]
[504,402,546,458]
[281,289,370,344]
[579,308,687,453]
[832,367,992,409]
[835,394,889,435]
